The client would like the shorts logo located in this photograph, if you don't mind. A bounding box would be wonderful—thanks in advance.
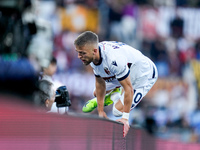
[104,67,111,75]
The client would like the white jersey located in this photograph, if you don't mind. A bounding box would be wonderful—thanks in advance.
[90,41,156,89]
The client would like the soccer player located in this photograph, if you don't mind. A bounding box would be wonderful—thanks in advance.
[74,31,158,137]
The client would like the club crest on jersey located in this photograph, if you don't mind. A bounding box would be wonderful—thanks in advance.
[104,67,111,75]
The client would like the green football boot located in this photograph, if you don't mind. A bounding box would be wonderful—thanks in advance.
[82,87,121,113]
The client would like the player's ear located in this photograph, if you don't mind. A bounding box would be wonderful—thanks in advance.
[93,48,98,54]
[45,99,49,108]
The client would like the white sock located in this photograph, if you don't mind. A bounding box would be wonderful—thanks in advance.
[112,105,123,116]
[110,92,121,103]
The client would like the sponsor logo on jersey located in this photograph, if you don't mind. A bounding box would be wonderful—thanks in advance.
[103,76,116,82]
[104,67,111,75]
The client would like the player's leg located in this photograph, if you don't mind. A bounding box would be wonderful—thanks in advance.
[82,84,122,113]
[112,87,147,116]
[112,74,158,116]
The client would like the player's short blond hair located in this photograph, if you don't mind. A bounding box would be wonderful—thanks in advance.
[74,31,99,47]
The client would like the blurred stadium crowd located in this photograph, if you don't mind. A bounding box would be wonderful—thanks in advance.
[0,0,200,143]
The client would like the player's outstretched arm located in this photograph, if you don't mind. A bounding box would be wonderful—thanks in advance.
[95,76,108,119]
[117,75,133,137]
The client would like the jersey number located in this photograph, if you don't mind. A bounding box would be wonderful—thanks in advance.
[131,92,142,109]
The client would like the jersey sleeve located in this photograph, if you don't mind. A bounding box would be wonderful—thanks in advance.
[93,69,100,77]
[109,55,130,81]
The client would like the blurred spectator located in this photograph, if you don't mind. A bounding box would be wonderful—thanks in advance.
[150,38,168,62]
[170,10,184,39]
[40,56,67,114]
[40,56,63,90]
[177,37,196,75]
[141,39,152,58]
[106,0,138,46]
[34,80,56,112]
[40,56,58,84]
[165,37,181,76]
[106,0,124,41]
[144,106,158,135]
[150,38,169,77]
[195,38,200,60]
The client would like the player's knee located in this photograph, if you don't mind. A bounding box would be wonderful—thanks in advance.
[112,105,123,117]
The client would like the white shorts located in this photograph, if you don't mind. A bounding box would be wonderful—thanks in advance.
[120,62,158,110]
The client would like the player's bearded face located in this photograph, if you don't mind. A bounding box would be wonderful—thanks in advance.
[81,54,93,65]
[76,46,94,65]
